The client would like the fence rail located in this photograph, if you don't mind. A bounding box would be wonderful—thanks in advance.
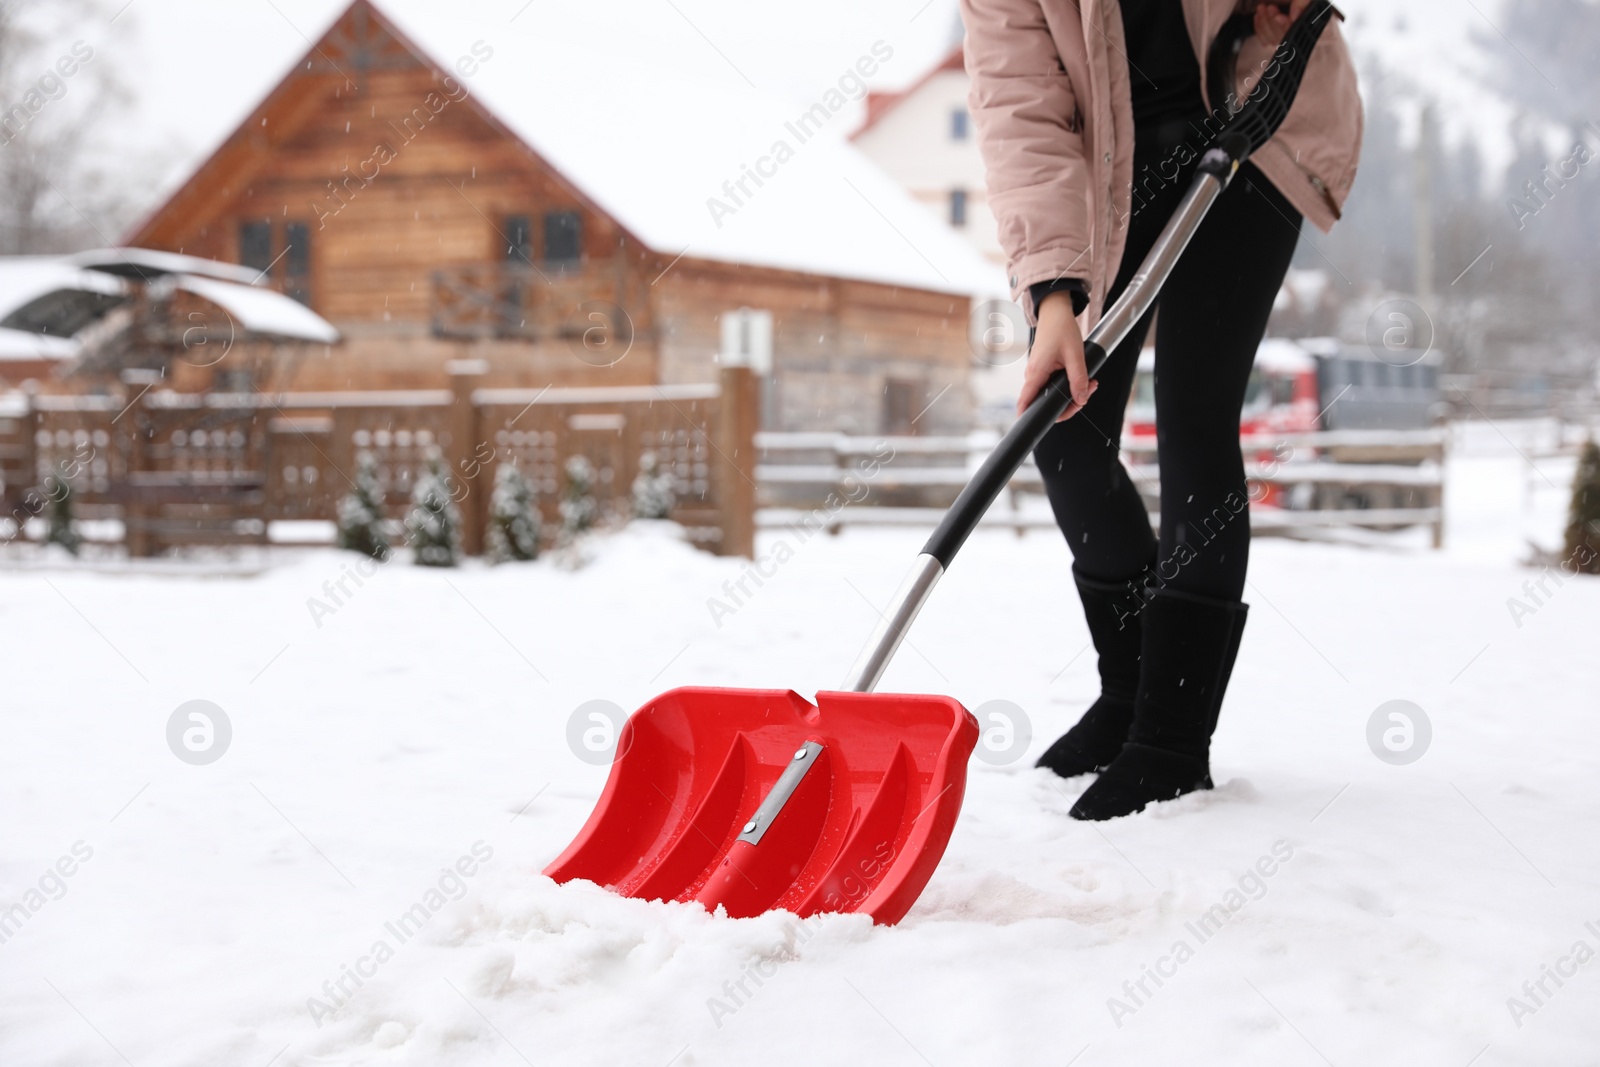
[756,427,1447,547]
[2,396,1448,556]
[0,366,757,558]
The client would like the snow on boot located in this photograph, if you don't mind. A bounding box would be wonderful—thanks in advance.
[1036,564,1150,778]
[1069,589,1248,820]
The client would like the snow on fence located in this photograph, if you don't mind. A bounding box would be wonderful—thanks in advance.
[0,365,759,558]
[756,426,1447,548]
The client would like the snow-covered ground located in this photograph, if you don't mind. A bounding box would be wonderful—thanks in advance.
[2,425,1598,1066]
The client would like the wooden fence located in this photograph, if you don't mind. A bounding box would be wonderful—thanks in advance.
[0,364,758,558]
[0,377,1448,558]
[756,426,1448,548]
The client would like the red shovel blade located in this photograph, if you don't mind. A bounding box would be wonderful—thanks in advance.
[543,687,978,925]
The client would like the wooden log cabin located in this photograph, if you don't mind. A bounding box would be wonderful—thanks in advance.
[124,0,1000,435]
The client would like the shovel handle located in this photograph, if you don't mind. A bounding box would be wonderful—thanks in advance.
[920,147,1234,572]
[842,2,1336,693]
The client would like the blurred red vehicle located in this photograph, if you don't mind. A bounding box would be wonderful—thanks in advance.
[1124,338,1321,508]
[1124,338,1321,440]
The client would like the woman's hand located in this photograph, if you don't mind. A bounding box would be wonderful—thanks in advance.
[1018,289,1097,422]
[1253,0,1310,47]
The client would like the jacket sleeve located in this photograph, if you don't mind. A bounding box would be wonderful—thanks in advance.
[961,0,1093,319]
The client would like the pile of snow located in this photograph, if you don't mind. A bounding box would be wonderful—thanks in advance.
[2,434,1598,1064]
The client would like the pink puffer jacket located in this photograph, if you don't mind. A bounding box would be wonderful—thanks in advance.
[961,0,1362,324]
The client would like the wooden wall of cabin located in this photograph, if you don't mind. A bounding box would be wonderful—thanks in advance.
[652,258,972,435]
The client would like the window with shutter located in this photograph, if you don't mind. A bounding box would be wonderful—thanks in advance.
[544,211,582,264]
[239,221,273,273]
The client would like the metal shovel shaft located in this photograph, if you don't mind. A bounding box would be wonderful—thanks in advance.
[842,154,1237,694]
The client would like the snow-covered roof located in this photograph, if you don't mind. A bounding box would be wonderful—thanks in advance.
[1289,334,1445,367]
[852,45,966,139]
[70,247,263,286]
[1334,341,1446,366]
[1298,336,1341,358]
[376,2,998,295]
[1256,338,1317,374]
[123,1,1000,298]
[1136,338,1317,374]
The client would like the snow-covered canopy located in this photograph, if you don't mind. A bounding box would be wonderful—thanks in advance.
[69,247,263,286]
[0,256,126,338]
[0,251,340,347]
[0,326,80,363]
[175,275,340,344]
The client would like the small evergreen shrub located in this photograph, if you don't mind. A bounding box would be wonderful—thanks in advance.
[487,460,541,562]
[43,464,81,556]
[560,454,599,540]
[631,450,675,520]
[1564,438,1600,575]
[405,450,461,567]
[337,451,390,560]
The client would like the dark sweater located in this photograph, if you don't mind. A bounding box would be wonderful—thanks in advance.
[1030,0,1207,316]
[1121,0,1206,131]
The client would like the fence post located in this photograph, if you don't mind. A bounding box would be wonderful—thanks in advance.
[5,383,42,546]
[1432,431,1447,550]
[120,370,158,558]
[715,365,758,558]
[19,380,39,488]
[447,359,489,556]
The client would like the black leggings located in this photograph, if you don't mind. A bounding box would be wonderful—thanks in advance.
[1033,146,1301,601]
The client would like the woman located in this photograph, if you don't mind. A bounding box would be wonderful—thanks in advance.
[961,0,1361,819]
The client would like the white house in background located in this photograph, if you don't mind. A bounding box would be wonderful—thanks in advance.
[851,46,1003,265]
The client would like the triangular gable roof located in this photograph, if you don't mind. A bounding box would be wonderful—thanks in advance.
[852,45,966,140]
[130,1,999,297]
[125,2,638,263]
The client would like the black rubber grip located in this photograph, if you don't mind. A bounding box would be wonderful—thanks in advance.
[921,341,1108,568]
[1217,0,1335,157]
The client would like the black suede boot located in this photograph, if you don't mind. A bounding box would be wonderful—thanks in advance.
[1069,589,1249,820]
[1035,563,1151,778]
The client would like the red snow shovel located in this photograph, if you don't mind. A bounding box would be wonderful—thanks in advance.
[545,2,1337,925]
[545,688,977,924]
